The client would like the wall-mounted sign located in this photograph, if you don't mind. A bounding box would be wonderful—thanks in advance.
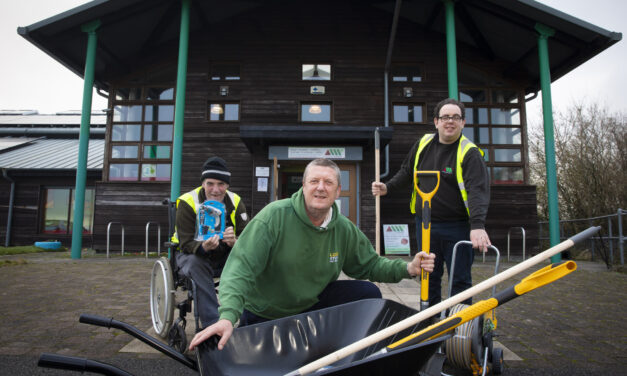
[288,147,345,159]
[383,224,411,255]
[256,166,270,177]
[310,85,325,94]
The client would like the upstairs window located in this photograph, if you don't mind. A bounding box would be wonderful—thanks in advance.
[208,102,240,122]
[301,103,332,122]
[302,64,331,81]
[107,86,174,182]
[391,64,423,82]
[210,63,240,81]
[392,103,425,123]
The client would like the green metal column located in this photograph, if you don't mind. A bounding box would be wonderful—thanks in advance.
[70,20,101,259]
[444,0,458,100]
[171,0,191,202]
[535,23,561,263]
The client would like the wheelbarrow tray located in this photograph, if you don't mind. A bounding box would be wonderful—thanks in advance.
[197,298,445,375]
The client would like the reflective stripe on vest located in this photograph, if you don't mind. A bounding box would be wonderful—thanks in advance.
[171,187,242,243]
[409,133,483,215]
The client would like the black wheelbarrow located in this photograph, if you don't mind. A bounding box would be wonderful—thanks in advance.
[39,298,447,376]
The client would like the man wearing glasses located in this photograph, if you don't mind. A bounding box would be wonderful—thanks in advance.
[372,98,490,306]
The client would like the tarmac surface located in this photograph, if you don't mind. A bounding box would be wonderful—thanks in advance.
[0,250,625,375]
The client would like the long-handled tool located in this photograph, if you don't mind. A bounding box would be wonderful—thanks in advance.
[283,226,600,376]
[414,170,440,312]
[378,260,576,353]
[375,128,381,255]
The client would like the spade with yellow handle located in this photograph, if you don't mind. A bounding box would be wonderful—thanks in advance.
[414,170,441,312]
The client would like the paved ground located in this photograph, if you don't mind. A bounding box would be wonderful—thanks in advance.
[0,251,625,375]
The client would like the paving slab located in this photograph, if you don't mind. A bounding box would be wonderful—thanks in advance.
[1,251,625,375]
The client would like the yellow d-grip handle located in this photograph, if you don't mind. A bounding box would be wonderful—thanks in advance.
[414,171,440,305]
[515,261,577,295]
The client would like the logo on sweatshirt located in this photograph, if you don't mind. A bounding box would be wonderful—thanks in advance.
[329,251,339,263]
[442,166,453,175]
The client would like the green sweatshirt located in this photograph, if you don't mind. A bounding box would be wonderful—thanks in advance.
[217,188,410,324]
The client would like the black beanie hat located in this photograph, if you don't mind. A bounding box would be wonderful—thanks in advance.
[200,156,231,184]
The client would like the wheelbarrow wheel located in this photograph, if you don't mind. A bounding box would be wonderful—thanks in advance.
[491,347,504,374]
[150,257,175,338]
[168,318,188,354]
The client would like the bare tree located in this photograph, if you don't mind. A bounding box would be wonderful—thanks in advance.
[529,102,627,222]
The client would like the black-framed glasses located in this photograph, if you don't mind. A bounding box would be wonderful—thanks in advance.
[438,115,463,122]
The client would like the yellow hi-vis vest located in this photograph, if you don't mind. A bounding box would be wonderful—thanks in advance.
[171,187,242,244]
[409,133,484,215]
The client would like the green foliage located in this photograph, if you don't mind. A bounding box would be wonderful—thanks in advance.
[0,245,67,256]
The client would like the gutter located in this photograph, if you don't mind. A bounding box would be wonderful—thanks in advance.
[381,0,402,179]
[2,169,15,247]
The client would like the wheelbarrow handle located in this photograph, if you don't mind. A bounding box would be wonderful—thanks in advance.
[38,353,133,376]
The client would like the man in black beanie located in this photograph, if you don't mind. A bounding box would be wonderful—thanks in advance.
[171,156,249,327]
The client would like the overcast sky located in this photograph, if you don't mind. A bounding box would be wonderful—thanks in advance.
[0,0,624,119]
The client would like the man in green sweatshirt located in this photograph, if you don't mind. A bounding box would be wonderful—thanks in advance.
[189,158,435,351]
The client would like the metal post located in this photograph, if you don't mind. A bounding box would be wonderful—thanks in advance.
[71,19,101,259]
[535,23,560,263]
[619,208,624,265]
[443,0,458,100]
[106,222,124,258]
[170,0,191,202]
[145,222,161,258]
[589,219,595,261]
[608,216,613,263]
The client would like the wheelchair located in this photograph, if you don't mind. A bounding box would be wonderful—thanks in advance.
[149,198,202,354]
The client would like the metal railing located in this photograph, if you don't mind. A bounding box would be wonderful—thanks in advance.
[538,208,625,265]
[106,222,125,258]
[507,227,526,262]
[145,222,161,258]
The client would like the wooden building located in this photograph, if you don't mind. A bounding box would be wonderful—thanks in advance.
[13,0,621,256]
[0,111,105,247]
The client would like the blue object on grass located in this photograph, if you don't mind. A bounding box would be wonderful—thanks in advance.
[35,241,62,250]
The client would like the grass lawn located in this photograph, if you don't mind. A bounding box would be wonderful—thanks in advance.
[0,245,68,256]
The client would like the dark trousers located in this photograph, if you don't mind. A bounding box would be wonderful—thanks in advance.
[239,279,382,327]
[416,218,474,306]
[176,252,220,327]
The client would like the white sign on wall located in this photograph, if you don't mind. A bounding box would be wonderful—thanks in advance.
[383,224,411,255]
[288,147,345,159]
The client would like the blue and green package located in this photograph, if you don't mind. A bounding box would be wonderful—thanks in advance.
[195,200,225,240]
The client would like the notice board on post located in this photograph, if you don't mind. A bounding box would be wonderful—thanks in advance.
[382,224,411,255]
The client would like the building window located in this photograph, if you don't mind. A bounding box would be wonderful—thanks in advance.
[210,63,240,81]
[392,103,425,123]
[391,64,423,82]
[301,103,332,122]
[208,102,240,121]
[302,64,331,81]
[107,86,174,182]
[42,188,94,234]
[459,86,525,184]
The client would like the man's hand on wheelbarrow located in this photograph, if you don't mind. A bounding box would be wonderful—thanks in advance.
[470,229,491,253]
[189,319,233,351]
[407,251,435,276]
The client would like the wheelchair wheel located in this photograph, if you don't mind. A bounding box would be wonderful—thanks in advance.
[150,257,175,338]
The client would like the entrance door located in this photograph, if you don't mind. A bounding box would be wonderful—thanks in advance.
[275,162,358,224]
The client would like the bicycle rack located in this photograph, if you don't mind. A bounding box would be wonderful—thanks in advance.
[507,226,526,262]
[145,222,161,258]
[106,222,125,258]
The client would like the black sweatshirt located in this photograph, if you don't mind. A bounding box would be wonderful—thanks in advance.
[385,133,490,229]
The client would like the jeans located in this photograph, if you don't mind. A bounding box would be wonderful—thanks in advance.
[416,217,474,306]
[239,279,381,327]
[176,252,220,327]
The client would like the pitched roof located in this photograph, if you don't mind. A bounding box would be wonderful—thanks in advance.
[0,138,104,170]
